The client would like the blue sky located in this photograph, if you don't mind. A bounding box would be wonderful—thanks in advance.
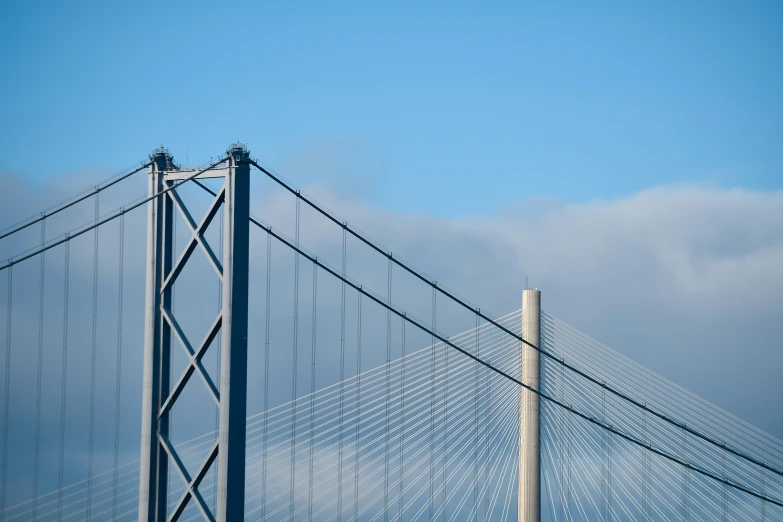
[1,1,781,217]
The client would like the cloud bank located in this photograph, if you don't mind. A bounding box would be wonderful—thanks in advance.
[0,169,781,507]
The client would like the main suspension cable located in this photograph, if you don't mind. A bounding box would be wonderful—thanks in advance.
[0,157,229,273]
[246,159,783,482]
[0,162,151,242]
[242,213,783,508]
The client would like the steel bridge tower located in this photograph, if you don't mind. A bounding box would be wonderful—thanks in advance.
[138,145,251,522]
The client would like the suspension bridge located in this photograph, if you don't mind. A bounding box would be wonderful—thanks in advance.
[0,144,780,521]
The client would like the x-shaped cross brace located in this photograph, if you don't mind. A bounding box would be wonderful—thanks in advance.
[159,310,221,417]
[160,435,218,522]
[161,184,225,293]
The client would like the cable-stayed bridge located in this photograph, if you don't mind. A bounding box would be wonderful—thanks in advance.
[0,144,780,521]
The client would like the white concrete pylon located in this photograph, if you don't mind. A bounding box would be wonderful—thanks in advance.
[520,289,541,522]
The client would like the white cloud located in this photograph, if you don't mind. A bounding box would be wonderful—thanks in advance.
[290,183,783,437]
[0,169,781,507]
